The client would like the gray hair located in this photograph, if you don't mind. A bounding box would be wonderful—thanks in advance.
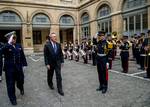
[49,32,56,37]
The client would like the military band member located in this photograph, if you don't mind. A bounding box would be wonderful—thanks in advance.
[143,30,150,78]
[112,35,117,60]
[131,34,137,59]
[139,33,145,70]
[119,32,130,73]
[2,31,27,105]
[80,38,88,64]
[96,31,109,94]
[73,40,80,62]
[68,41,74,60]
[87,39,92,60]
[106,33,113,69]
[92,36,97,66]
[63,41,68,59]
[134,34,141,65]
[0,42,4,82]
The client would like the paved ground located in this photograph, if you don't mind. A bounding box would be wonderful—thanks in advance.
[0,53,150,107]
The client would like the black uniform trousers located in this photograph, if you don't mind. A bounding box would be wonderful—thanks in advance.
[92,52,97,66]
[47,64,62,90]
[97,56,108,89]
[120,51,129,73]
[146,56,150,78]
[5,66,24,101]
[140,55,145,69]
[135,49,140,64]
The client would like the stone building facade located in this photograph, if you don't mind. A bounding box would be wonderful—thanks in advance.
[0,0,150,53]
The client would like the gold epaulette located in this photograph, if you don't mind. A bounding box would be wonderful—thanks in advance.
[107,41,113,49]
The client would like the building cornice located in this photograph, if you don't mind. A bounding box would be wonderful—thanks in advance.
[0,1,78,11]
[78,0,99,10]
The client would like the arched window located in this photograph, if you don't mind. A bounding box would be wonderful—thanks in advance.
[32,13,50,28]
[32,13,50,45]
[59,15,75,43]
[97,4,111,33]
[98,4,111,17]
[60,15,74,28]
[0,11,22,27]
[122,0,148,35]
[123,0,147,10]
[81,13,90,39]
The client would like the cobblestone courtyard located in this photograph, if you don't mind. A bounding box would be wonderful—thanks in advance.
[0,54,150,107]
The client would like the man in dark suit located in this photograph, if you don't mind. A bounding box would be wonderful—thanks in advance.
[44,32,64,96]
[2,31,27,105]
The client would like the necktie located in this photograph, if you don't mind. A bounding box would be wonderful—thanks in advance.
[54,43,57,53]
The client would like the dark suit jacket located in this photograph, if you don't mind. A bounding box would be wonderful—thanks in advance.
[2,43,27,72]
[44,41,64,66]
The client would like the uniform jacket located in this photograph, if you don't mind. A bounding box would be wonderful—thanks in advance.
[120,41,130,59]
[44,41,64,66]
[96,39,109,63]
[2,43,27,72]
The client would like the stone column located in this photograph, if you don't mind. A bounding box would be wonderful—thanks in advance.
[73,26,78,44]
[112,14,123,38]
[148,6,150,29]
[22,23,34,54]
[90,21,97,38]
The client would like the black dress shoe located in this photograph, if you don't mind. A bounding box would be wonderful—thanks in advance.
[49,85,54,90]
[11,100,17,105]
[102,89,107,94]
[58,90,64,96]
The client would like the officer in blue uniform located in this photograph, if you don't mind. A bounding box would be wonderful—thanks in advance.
[119,32,130,73]
[2,31,27,105]
[96,31,109,94]
[0,42,4,82]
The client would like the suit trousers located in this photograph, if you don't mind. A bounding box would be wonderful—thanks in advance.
[5,67,24,101]
[47,64,62,90]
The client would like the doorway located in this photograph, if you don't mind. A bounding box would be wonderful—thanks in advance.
[59,28,73,44]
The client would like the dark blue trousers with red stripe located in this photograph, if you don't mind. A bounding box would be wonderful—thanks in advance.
[97,56,108,89]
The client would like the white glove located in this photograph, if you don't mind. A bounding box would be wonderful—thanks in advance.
[106,63,109,69]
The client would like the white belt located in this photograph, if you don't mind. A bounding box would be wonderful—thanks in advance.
[140,54,147,56]
[97,53,106,57]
